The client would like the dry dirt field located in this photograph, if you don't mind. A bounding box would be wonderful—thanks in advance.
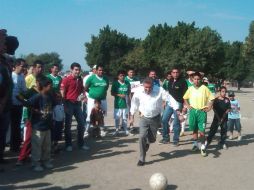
[1,87,254,190]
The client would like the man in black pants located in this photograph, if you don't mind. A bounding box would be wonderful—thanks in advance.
[205,86,231,150]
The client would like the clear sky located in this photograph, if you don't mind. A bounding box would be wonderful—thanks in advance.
[1,0,254,71]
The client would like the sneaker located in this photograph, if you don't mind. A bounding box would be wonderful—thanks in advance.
[66,146,73,152]
[137,160,145,166]
[33,165,44,172]
[200,145,207,157]
[157,130,162,135]
[222,144,228,150]
[100,130,107,137]
[158,139,170,145]
[81,145,90,151]
[43,161,53,169]
[228,135,233,140]
[125,130,129,136]
[238,136,242,141]
[192,145,199,152]
[180,132,185,137]
[16,160,24,166]
[112,130,119,136]
[172,141,179,147]
[83,131,89,138]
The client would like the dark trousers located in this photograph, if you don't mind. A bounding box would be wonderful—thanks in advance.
[207,116,227,146]
[51,121,63,142]
[10,105,23,151]
[0,112,10,160]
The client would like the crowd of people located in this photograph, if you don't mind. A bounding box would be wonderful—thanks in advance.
[0,29,243,172]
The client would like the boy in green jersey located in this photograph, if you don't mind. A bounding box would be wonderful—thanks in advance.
[111,70,130,136]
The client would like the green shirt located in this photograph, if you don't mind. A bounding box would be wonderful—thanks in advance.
[124,76,138,84]
[85,74,109,100]
[111,80,130,109]
[186,79,193,88]
[162,79,169,90]
[208,83,216,94]
[47,74,62,93]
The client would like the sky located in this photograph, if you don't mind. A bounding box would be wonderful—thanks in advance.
[1,0,254,71]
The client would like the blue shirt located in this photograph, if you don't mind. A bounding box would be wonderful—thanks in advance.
[228,99,240,119]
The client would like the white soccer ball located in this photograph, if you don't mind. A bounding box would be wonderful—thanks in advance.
[149,173,168,190]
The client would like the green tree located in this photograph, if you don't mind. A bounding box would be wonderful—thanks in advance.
[24,52,63,74]
[85,25,139,76]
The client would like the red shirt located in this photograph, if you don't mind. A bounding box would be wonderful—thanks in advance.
[61,75,84,102]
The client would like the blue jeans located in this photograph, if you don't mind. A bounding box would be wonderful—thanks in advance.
[0,112,10,159]
[64,101,85,147]
[228,118,241,133]
[162,104,181,142]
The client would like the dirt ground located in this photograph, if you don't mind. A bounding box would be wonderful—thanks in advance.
[0,87,254,190]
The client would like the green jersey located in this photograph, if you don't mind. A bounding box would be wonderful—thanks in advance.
[124,76,138,84]
[85,74,109,100]
[111,80,130,109]
[162,79,169,90]
[208,83,216,94]
[47,74,62,92]
[186,79,193,88]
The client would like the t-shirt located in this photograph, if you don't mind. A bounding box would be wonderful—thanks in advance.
[186,79,193,88]
[125,76,138,84]
[213,97,231,119]
[61,75,84,102]
[12,72,27,105]
[25,74,36,89]
[111,80,130,109]
[85,74,109,100]
[208,83,216,94]
[228,99,240,119]
[162,79,169,90]
[47,74,62,93]
[183,85,214,109]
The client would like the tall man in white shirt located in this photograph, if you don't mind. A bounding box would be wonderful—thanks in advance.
[130,78,178,166]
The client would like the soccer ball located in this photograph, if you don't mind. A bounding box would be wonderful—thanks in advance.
[149,173,168,190]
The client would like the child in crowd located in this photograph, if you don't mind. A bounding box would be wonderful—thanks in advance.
[51,94,64,153]
[228,91,242,141]
[90,99,104,138]
[111,70,130,136]
[183,72,214,157]
[205,86,231,150]
[19,75,55,171]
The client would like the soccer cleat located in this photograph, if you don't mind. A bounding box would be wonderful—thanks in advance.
[200,144,207,157]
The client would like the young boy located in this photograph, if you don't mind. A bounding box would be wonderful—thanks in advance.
[183,72,214,157]
[90,99,104,138]
[228,91,242,141]
[19,75,55,171]
[111,70,130,136]
[205,86,231,150]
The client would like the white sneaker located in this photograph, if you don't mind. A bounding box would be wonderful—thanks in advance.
[33,165,44,172]
[43,161,53,169]
[157,130,161,135]
[228,135,233,140]
[238,136,242,141]
[83,131,89,138]
[81,145,90,151]
[125,130,129,136]
[66,146,73,152]
[100,130,107,137]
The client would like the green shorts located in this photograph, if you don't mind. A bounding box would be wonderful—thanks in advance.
[189,108,207,132]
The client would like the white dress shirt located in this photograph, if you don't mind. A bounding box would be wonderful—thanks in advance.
[130,86,177,118]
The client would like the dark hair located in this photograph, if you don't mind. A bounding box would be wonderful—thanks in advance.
[96,64,103,70]
[94,99,101,104]
[117,70,125,76]
[143,77,153,85]
[33,60,43,67]
[220,86,227,91]
[36,75,52,90]
[51,63,59,69]
[127,68,135,72]
[14,58,25,67]
[70,62,81,69]
[192,72,202,78]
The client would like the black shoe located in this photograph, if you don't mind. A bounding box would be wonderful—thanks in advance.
[158,139,169,145]
[137,160,145,166]
[145,144,150,152]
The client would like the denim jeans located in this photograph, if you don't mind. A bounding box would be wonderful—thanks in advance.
[228,118,241,133]
[162,104,181,142]
[0,112,10,159]
[64,101,85,147]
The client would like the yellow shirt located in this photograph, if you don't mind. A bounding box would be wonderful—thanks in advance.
[183,85,214,109]
[25,74,36,89]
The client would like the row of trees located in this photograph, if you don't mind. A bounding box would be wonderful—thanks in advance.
[85,21,254,87]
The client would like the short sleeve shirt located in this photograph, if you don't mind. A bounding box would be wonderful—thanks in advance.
[228,99,240,119]
[85,74,109,100]
[111,80,130,109]
[183,85,214,109]
[47,74,62,93]
[213,97,231,118]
